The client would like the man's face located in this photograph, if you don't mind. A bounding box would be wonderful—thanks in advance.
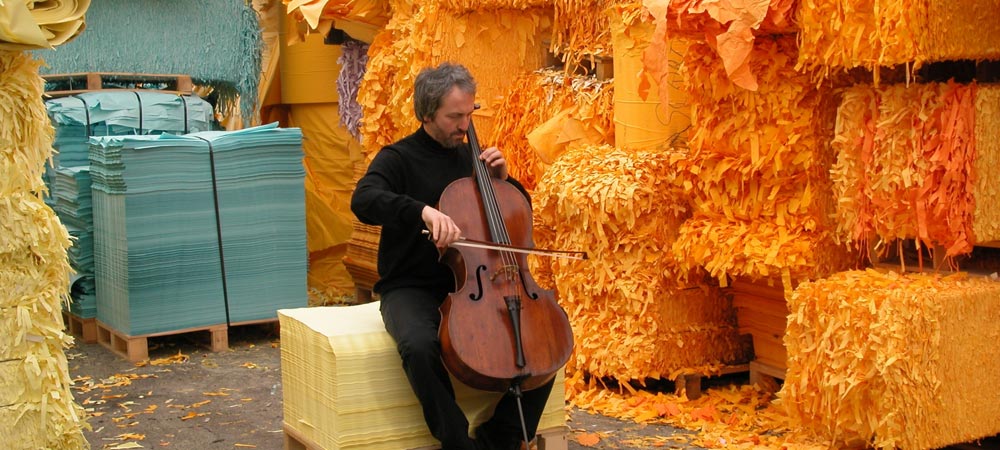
[423,86,475,149]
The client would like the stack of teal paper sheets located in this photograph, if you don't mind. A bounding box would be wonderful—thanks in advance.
[190,126,308,323]
[52,166,96,317]
[45,91,215,319]
[88,123,306,336]
[44,91,214,189]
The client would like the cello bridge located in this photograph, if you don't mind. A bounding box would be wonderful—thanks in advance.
[491,265,520,282]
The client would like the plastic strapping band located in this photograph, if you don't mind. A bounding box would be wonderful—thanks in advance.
[133,91,144,134]
[194,136,231,326]
[73,95,91,137]
[179,95,190,134]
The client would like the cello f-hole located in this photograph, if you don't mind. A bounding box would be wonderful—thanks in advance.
[470,265,488,301]
[517,271,539,300]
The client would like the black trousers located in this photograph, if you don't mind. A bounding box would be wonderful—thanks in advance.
[380,287,555,450]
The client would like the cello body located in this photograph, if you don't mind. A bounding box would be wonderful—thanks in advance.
[436,141,574,393]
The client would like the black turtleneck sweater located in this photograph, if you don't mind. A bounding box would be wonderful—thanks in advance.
[350,127,528,297]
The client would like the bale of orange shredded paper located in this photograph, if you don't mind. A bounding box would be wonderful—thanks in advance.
[670,36,854,285]
[830,81,979,258]
[677,37,835,222]
[657,0,796,38]
[438,0,613,75]
[974,85,1000,244]
[782,269,1000,449]
[797,0,1000,81]
[672,216,852,288]
[642,0,796,91]
[437,0,549,10]
[925,1,1000,62]
[534,144,749,384]
[491,69,614,190]
[358,2,550,156]
[549,0,613,73]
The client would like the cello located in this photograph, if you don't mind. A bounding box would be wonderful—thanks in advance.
[435,112,576,440]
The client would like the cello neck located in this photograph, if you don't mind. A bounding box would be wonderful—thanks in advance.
[466,116,512,247]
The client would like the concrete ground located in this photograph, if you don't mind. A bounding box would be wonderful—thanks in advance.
[65,322,997,450]
[66,322,707,450]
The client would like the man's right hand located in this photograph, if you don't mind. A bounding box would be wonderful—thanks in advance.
[421,206,461,249]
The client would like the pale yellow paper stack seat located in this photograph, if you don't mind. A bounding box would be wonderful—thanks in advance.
[279,302,567,450]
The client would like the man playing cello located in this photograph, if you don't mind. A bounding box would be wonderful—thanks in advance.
[350,62,556,450]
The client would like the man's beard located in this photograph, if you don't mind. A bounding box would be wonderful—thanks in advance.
[444,133,465,149]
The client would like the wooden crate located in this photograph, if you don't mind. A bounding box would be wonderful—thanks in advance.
[42,72,194,98]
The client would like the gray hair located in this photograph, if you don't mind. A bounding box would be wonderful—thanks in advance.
[413,62,477,122]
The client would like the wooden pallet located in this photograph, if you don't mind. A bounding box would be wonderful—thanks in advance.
[228,317,281,336]
[62,311,97,344]
[42,72,194,98]
[748,360,785,394]
[95,320,227,362]
[673,363,750,400]
[283,422,567,450]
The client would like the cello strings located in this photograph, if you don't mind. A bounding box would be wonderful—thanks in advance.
[468,120,520,283]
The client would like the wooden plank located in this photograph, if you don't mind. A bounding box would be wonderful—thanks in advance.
[283,422,314,450]
[42,72,194,99]
[43,89,193,99]
[749,360,785,381]
[749,360,785,395]
[749,333,787,369]
[728,279,786,299]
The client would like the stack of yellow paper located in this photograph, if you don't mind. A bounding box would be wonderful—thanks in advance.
[279,302,566,450]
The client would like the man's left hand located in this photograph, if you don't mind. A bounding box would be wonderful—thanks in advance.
[479,146,509,180]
